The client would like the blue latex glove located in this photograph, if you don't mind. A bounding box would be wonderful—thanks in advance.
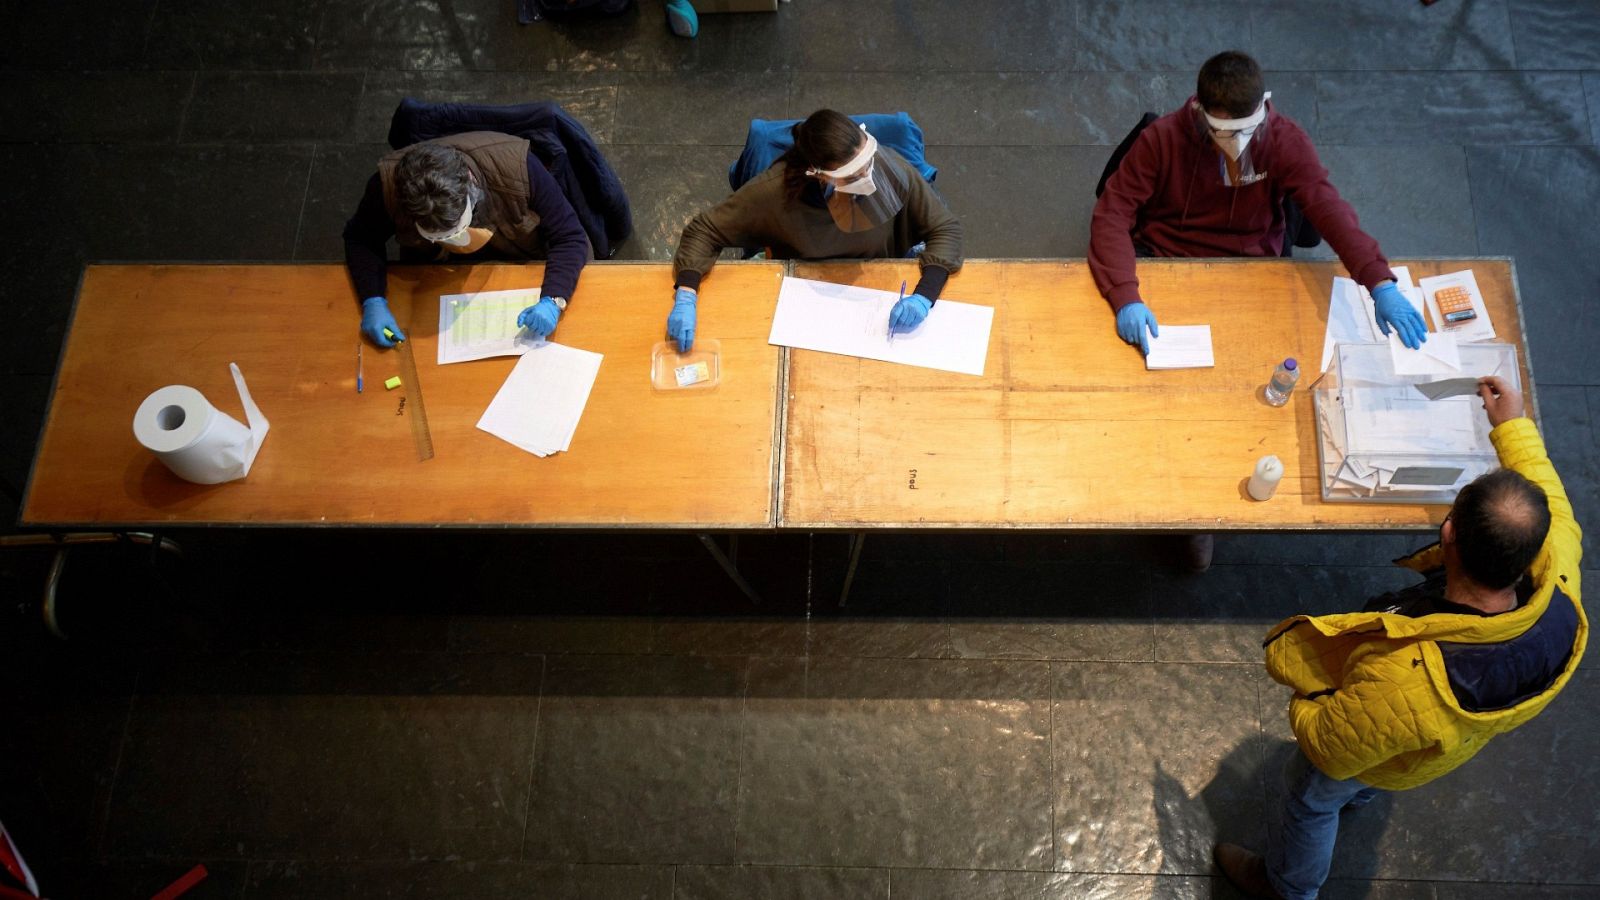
[516,297,563,340]
[361,296,404,348]
[1372,282,1427,349]
[889,292,932,333]
[668,286,697,352]
[1115,301,1159,355]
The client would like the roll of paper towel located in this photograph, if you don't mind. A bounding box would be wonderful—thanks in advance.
[133,363,270,484]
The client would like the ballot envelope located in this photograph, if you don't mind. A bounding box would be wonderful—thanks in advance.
[1311,342,1522,504]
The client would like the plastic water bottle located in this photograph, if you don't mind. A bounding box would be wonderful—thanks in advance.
[1264,358,1299,407]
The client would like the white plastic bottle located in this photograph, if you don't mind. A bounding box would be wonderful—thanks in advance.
[1263,358,1300,407]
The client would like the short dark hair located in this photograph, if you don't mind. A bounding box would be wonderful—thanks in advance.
[782,108,867,199]
[1450,468,1551,589]
[1197,51,1264,118]
[394,143,474,232]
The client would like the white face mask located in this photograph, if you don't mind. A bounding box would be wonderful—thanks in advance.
[808,127,878,196]
[416,196,474,246]
[1202,91,1270,161]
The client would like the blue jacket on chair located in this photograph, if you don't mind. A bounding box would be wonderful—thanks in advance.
[728,112,938,192]
[388,97,632,259]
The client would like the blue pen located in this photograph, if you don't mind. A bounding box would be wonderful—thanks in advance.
[356,344,364,393]
[889,279,906,343]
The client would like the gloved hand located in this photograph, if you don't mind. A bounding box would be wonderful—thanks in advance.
[516,297,563,340]
[1372,282,1427,349]
[361,296,404,348]
[668,286,697,353]
[1115,301,1159,355]
[888,293,932,334]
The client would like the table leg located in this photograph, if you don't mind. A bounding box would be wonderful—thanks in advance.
[838,531,866,608]
[696,533,763,604]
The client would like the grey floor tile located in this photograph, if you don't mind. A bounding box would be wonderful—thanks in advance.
[244,860,673,899]
[1587,73,1600,147]
[1209,532,1424,568]
[353,70,620,145]
[1438,883,1600,899]
[810,557,954,659]
[43,860,248,900]
[1293,145,1478,261]
[294,142,389,261]
[0,253,77,377]
[943,562,1155,662]
[1508,0,1600,70]
[183,72,364,142]
[649,618,808,658]
[890,868,1216,899]
[1251,0,1517,71]
[1535,385,1600,562]
[524,654,746,864]
[614,71,790,146]
[931,144,1105,258]
[737,657,1053,870]
[1052,662,1266,875]
[605,144,741,260]
[1317,72,1590,145]
[312,0,562,71]
[1150,564,1415,664]
[546,5,794,74]
[1071,1,1240,72]
[0,0,157,68]
[673,864,888,900]
[793,0,1075,73]
[0,71,193,142]
[1320,881,1440,900]
[144,0,323,69]
[451,615,656,655]
[105,652,544,860]
[1468,146,1600,387]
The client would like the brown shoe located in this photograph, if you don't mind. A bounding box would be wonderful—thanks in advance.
[1214,843,1284,899]
[1183,533,1215,572]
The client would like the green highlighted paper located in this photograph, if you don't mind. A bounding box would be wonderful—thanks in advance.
[437,288,547,365]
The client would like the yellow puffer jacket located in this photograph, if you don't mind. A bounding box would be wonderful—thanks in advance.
[1263,417,1586,790]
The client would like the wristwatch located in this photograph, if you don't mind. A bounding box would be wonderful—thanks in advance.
[548,296,568,311]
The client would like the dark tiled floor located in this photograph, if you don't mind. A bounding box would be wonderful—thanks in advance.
[4,2,1600,898]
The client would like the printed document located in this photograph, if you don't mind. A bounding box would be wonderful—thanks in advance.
[1418,269,1496,342]
[476,342,603,457]
[768,276,993,376]
[438,288,547,365]
[1145,325,1214,370]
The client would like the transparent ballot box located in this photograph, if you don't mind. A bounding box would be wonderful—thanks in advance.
[1311,342,1521,504]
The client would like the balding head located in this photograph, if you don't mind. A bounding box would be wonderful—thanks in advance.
[1449,469,1551,589]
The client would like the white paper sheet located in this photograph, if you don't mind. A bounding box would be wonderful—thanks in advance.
[476,342,603,457]
[768,276,994,376]
[1321,278,1381,373]
[1418,269,1496,342]
[438,288,547,365]
[1144,325,1214,370]
[1389,329,1461,376]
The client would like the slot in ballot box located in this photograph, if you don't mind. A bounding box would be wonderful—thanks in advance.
[1312,341,1521,504]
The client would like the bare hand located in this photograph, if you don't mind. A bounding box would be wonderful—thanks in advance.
[1477,375,1524,427]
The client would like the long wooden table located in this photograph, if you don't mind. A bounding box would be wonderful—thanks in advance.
[782,258,1531,531]
[23,262,786,529]
[23,259,1531,535]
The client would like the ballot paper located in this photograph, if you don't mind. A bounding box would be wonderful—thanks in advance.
[1144,325,1214,369]
[1414,377,1483,400]
[1389,329,1461,376]
[768,276,993,376]
[1321,267,1417,374]
[1419,269,1496,342]
[476,342,603,457]
[438,288,547,365]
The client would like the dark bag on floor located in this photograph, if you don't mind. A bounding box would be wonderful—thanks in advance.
[519,0,635,23]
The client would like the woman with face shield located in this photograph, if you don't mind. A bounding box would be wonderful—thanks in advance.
[343,135,592,349]
[666,108,964,353]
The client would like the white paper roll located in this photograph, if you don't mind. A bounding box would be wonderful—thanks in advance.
[1247,454,1284,501]
[132,364,270,484]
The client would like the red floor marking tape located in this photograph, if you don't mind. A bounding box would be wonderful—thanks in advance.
[150,865,207,900]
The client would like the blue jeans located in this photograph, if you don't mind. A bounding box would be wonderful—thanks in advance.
[1266,746,1381,900]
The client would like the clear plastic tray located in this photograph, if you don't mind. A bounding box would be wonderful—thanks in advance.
[651,339,722,391]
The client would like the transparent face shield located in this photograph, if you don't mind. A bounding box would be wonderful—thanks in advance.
[806,126,907,233]
[1199,91,1271,162]
[416,197,474,246]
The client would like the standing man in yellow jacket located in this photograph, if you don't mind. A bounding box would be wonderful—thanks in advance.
[1216,376,1586,900]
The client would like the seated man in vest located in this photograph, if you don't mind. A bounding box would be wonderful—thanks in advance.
[1216,375,1586,900]
[344,132,591,349]
[1089,50,1427,355]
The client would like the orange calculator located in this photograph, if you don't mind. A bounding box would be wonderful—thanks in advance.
[1434,285,1478,325]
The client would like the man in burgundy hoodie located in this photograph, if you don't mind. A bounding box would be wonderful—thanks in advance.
[1089,51,1428,357]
